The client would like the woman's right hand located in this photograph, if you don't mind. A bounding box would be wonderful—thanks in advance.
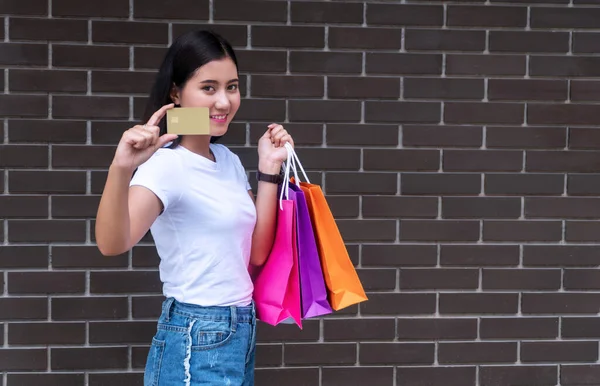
[111,103,178,173]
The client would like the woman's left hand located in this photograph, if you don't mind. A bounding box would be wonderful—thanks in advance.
[257,124,294,173]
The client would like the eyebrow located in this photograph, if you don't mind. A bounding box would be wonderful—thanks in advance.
[200,79,239,84]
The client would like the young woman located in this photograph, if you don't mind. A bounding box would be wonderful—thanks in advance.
[95,30,294,386]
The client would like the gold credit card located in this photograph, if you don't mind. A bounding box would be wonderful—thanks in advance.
[166,107,210,135]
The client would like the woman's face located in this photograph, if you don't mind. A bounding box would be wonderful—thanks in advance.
[172,57,241,138]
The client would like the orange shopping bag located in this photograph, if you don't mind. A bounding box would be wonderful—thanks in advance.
[287,144,368,311]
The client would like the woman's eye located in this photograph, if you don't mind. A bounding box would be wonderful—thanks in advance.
[228,84,239,91]
[202,86,215,92]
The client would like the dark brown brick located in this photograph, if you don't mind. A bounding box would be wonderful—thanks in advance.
[91,271,161,294]
[528,150,600,172]
[329,27,401,50]
[255,344,282,367]
[487,126,566,149]
[483,220,561,242]
[337,219,396,242]
[0,246,47,269]
[90,321,156,344]
[0,196,47,218]
[0,95,48,118]
[444,150,522,172]
[567,221,600,242]
[8,119,86,143]
[485,173,564,196]
[290,51,362,74]
[531,7,600,28]
[291,2,363,24]
[9,322,85,345]
[0,0,47,16]
[569,174,600,195]
[563,317,600,338]
[562,365,600,386]
[402,268,473,292]
[447,54,525,76]
[52,347,128,370]
[401,220,480,242]
[324,319,394,342]
[367,4,443,27]
[133,47,166,70]
[445,102,524,125]
[363,196,437,219]
[93,21,167,45]
[441,245,519,267]
[531,56,600,78]
[8,271,85,294]
[53,0,128,17]
[322,367,394,386]
[490,31,569,53]
[253,26,324,48]
[0,43,47,66]
[404,125,482,148]
[439,342,517,364]
[255,369,319,386]
[91,71,155,94]
[326,172,397,195]
[480,366,557,386]
[7,374,84,386]
[440,293,519,315]
[396,318,477,341]
[366,101,440,124]
[443,197,521,219]
[52,246,127,269]
[289,100,360,122]
[564,269,600,290]
[481,317,558,339]
[215,0,285,22]
[524,245,600,267]
[360,343,434,365]
[52,296,128,320]
[489,79,567,101]
[326,196,359,218]
[402,173,481,195]
[10,69,87,93]
[133,0,208,19]
[522,342,598,363]
[483,269,561,290]
[235,99,286,122]
[571,81,600,102]
[53,96,129,119]
[367,53,443,75]
[284,343,355,366]
[573,32,600,54]
[327,124,398,146]
[328,76,399,99]
[52,145,116,169]
[361,293,436,316]
[54,45,129,69]
[448,5,527,27]
[357,268,396,291]
[131,295,163,318]
[172,24,247,47]
[366,149,439,171]
[522,293,600,314]
[258,320,319,343]
[9,171,86,194]
[8,220,86,242]
[362,245,437,267]
[405,78,483,100]
[406,29,485,52]
[89,373,143,386]
[397,367,477,386]
[252,75,323,98]
[0,349,46,371]
[52,195,100,218]
[11,18,87,42]
[526,197,600,219]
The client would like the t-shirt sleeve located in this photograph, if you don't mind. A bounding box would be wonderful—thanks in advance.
[129,149,180,211]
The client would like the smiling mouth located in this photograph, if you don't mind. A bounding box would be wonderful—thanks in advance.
[210,114,228,121]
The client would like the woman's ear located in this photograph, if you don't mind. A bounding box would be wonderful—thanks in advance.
[170,84,180,105]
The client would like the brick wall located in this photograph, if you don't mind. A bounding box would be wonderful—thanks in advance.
[2,0,600,385]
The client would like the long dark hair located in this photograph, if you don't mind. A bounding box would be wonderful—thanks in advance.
[142,29,238,147]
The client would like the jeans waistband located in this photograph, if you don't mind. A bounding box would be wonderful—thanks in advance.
[161,297,255,324]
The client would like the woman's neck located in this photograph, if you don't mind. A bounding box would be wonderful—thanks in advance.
[179,136,215,162]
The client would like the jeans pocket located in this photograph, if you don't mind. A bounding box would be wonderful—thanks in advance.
[144,338,165,386]
[192,319,233,351]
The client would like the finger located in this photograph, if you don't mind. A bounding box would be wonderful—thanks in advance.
[156,134,178,149]
[134,127,156,148]
[273,131,288,147]
[125,131,149,150]
[147,103,175,127]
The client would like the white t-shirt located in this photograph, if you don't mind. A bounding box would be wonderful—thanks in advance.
[130,143,257,307]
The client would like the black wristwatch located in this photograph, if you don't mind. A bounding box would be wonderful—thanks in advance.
[256,170,283,184]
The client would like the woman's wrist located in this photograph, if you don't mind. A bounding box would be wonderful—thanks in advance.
[257,159,282,175]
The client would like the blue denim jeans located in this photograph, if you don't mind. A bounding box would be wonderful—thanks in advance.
[144,297,257,386]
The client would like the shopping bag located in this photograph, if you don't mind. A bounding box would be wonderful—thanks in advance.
[251,148,302,328]
[286,144,368,311]
[289,182,333,319]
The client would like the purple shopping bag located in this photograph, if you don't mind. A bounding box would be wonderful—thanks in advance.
[289,182,333,319]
